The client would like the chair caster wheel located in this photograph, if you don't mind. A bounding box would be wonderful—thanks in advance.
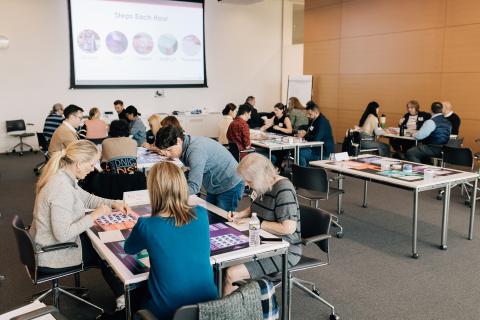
[436,195,443,200]
[465,200,472,208]
[440,245,447,250]
[336,232,344,238]
[312,288,320,296]
[330,314,339,320]
[412,253,419,259]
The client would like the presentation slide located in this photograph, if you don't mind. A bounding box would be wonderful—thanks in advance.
[68,0,206,88]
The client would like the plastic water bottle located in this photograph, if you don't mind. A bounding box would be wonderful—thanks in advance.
[249,212,261,247]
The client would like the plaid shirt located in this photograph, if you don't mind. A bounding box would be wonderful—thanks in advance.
[226,117,251,152]
[258,279,279,320]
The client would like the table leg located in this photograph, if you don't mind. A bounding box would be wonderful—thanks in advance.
[215,263,223,297]
[294,146,298,165]
[412,190,419,259]
[320,144,324,160]
[441,184,451,250]
[282,252,289,320]
[269,149,272,161]
[469,178,478,240]
[362,180,368,208]
[125,285,131,320]
[337,174,344,215]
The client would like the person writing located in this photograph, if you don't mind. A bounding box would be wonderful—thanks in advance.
[124,162,217,319]
[101,120,137,174]
[406,102,452,164]
[297,101,334,165]
[30,140,128,312]
[48,104,83,153]
[155,126,244,211]
[223,153,301,295]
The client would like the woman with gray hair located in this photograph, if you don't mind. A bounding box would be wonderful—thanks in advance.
[223,153,302,295]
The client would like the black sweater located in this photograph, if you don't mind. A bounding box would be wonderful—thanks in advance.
[445,112,461,135]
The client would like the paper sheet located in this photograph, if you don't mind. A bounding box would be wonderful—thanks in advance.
[98,230,125,243]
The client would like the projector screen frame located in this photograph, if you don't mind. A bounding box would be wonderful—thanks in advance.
[67,0,207,89]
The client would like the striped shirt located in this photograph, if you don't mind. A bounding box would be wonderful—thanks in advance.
[43,114,64,141]
[251,178,302,266]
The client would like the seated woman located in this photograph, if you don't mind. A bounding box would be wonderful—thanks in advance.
[391,100,431,154]
[125,105,147,146]
[124,162,217,319]
[356,101,390,157]
[261,103,293,169]
[287,97,309,131]
[223,153,302,295]
[84,107,108,140]
[161,115,183,131]
[143,114,163,152]
[101,120,137,174]
[218,103,237,145]
[30,140,128,311]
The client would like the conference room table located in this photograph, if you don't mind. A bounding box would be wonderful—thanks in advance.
[87,193,290,320]
[250,129,324,165]
[379,127,418,145]
[310,155,479,258]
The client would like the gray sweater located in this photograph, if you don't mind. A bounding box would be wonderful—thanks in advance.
[30,170,113,268]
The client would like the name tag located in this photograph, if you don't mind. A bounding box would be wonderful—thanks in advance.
[309,126,314,131]
[418,117,424,121]
[279,123,283,127]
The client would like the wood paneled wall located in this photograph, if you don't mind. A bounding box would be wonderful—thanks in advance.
[304,0,480,149]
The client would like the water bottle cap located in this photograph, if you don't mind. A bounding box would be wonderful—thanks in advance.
[251,212,257,217]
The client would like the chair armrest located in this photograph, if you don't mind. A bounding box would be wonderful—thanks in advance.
[240,148,256,154]
[302,234,331,246]
[135,309,158,320]
[41,242,78,252]
[11,306,58,320]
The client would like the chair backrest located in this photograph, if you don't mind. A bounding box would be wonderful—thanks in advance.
[173,305,199,320]
[442,146,474,170]
[6,120,26,135]
[291,164,328,193]
[11,215,37,280]
[446,136,464,148]
[299,205,332,253]
[80,170,147,200]
[228,143,240,162]
[36,132,49,152]
[87,137,106,145]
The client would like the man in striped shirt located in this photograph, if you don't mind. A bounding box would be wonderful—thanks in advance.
[42,103,64,141]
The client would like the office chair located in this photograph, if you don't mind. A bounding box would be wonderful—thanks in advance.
[11,215,103,315]
[81,170,147,200]
[266,205,339,320]
[33,133,49,175]
[10,306,68,320]
[227,143,255,162]
[6,120,35,155]
[436,146,479,207]
[291,164,344,238]
[135,305,198,320]
[343,130,379,156]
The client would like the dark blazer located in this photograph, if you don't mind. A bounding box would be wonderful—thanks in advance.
[400,111,431,130]
[445,112,461,135]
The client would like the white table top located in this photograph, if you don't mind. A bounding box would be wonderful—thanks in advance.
[87,195,289,286]
[250,129,323,149]
[310,154,478,190]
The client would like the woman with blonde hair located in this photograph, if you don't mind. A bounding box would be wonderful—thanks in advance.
[124,162,217,319]
[143,114,163,149]
[223,153,302,295]
[84,107,108,139]
[287,96,308,130]
[31,139,128,310]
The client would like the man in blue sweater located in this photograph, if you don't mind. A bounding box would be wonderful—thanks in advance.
[155,126,244,211]
[297,101,335,166]
[406,102,452,164]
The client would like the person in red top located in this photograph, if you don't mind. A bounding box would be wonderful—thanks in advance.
[227,104,253,159]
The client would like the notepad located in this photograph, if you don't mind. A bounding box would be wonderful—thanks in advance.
[98,230,125,243]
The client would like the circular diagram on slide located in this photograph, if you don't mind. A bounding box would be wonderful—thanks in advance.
[182,35,201,56]
[157,34,178,56]
[133,33,153,55]
[77,29,100,53]
[106,31,128,54]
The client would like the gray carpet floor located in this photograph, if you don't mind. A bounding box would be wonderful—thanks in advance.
[1,152,480,319]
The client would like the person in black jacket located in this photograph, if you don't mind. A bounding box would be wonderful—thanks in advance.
[391,100,431,155]
[243,96,263,128]
[114,99,128,121]
[442,101,461,135]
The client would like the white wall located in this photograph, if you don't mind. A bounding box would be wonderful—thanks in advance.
[0,0,283,152]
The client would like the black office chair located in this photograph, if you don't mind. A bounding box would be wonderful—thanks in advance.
[81,170,147,200]
[10,305,68,320]
[266,205,339,320]
[33,133,49,175]
[11,215,103,315]
[6,120,35,155]
[291,164,344,238]
[436,146,479,207]
[227,143,255,162]
[343,130,379,156]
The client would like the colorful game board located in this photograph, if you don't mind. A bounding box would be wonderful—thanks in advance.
[209,222,249,255]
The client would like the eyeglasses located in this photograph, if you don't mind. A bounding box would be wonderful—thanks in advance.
[72,114,83,120]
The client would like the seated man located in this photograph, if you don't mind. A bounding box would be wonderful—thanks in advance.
[226,103,252,159]
[48,104,83,153]
[155,126,244,212]
[297,101,334,166]
[406,102,452,164]
[442,101,461,135]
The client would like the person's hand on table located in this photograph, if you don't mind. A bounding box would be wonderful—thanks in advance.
[91,205,111,220]
[297,130,306,138]
[112,201,131,214]
[273,125,280,131]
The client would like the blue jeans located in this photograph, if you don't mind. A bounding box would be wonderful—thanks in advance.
[206,181,245,211]
[299,148,320,167]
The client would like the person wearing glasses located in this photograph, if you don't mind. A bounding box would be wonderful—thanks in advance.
[48,104,84,153]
